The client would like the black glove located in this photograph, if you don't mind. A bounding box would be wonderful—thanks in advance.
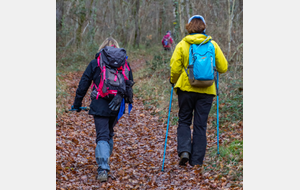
[108,93,123,111]
[125,88,133,103]
[169,78,174,87]
[126,80,135,87]
[90,89,98,100]
[70,105,82,112]
[125,80,135,104]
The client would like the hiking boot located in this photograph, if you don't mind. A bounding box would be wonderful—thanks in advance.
[189,162,203,167]
[97,170,108,182]
[179,152,189,166]
[191,164,203,168]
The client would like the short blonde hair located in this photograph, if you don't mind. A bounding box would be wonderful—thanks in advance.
[98,37,120,52]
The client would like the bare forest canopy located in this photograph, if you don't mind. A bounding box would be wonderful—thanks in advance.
[56,0,243,63]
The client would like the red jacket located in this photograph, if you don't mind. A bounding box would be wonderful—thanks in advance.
[161,33,173,48]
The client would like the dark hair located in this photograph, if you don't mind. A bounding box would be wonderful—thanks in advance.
[185,18,206,34]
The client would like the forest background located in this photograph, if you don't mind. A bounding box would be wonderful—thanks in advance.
[2,1,300,190]
[56,0,243,129]
[56,0,243,189]
[56,0,243,70]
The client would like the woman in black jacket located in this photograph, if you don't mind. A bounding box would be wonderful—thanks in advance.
[72,37,134,182]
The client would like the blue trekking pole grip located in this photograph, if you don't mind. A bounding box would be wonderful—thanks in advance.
[161,85,174,172]
[69,106,89,112]
[216,72,220,155]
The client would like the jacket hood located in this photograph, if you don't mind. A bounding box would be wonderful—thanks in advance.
[95,52,100,59]
[183,34,212,45]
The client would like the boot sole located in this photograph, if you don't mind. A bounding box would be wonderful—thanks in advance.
[179,157,189,166]
[97,175,108,182]
[98,177,107,182]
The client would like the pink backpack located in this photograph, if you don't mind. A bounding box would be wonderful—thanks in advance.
[91,46,130,100]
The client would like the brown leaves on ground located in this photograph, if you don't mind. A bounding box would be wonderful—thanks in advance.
[56,72,243,190]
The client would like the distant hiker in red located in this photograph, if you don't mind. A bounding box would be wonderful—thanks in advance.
[71,37,134,182]
[162,31,174,51]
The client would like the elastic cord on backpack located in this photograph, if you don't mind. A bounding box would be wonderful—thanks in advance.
[114,70,118,82]
[184,36,211,76]
[194,36,210,53]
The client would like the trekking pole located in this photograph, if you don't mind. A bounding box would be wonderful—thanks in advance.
[69,106,89,112]
[161,85,174,172]
[216,72,220,155]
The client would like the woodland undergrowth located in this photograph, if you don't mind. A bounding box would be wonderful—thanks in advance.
[56,45,243,189]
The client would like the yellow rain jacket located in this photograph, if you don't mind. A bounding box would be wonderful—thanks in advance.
[170,34,228,95]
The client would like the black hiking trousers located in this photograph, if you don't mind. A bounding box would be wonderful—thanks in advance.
[177,89,214,166]
[94,115,118,144]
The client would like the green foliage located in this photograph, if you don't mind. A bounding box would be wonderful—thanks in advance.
[61,51,87,66]
[218,140,243,162]
[56,75,69,115]
[210,88,243,124]
[209,56,243,126]
[171,116,179,126]
[57,42,99,73]
[133,48,179,125]
[205,140,243,182]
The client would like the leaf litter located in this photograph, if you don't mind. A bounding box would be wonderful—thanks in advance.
[57,69,243,190]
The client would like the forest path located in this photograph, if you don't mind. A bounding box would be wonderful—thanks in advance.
[56,58,240,189]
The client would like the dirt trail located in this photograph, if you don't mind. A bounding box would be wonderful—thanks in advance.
[56,59,242,189]
[129,58,146,72]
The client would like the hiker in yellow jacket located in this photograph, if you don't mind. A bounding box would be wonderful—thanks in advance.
[170,15,228,167]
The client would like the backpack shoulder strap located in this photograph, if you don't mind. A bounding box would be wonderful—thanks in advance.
[184,36,211,76]
[193,36,211,52]
[100,52,104,68]
[97,53,101,67]
[122,58,130,80]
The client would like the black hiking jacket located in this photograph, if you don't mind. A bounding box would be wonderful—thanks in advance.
[73,52,133,117]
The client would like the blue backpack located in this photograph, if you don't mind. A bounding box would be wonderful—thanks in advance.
[164,39,168,46]
[185,36,216,87]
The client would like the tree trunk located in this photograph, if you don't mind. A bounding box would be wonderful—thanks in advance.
[134,0,140,48]
[161,0,166,37]
[178,0,185,39]
[185,0,190,20]
[119,0,127,46]
[156,2,159,39]
[159,0,164,38]
[88,0,97,43]
[227,0,236,58]
[75,0,87,48]
[112,0,117,28]
[190,0,195,17]
[172,0,179,42]
[56,0,64,31]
